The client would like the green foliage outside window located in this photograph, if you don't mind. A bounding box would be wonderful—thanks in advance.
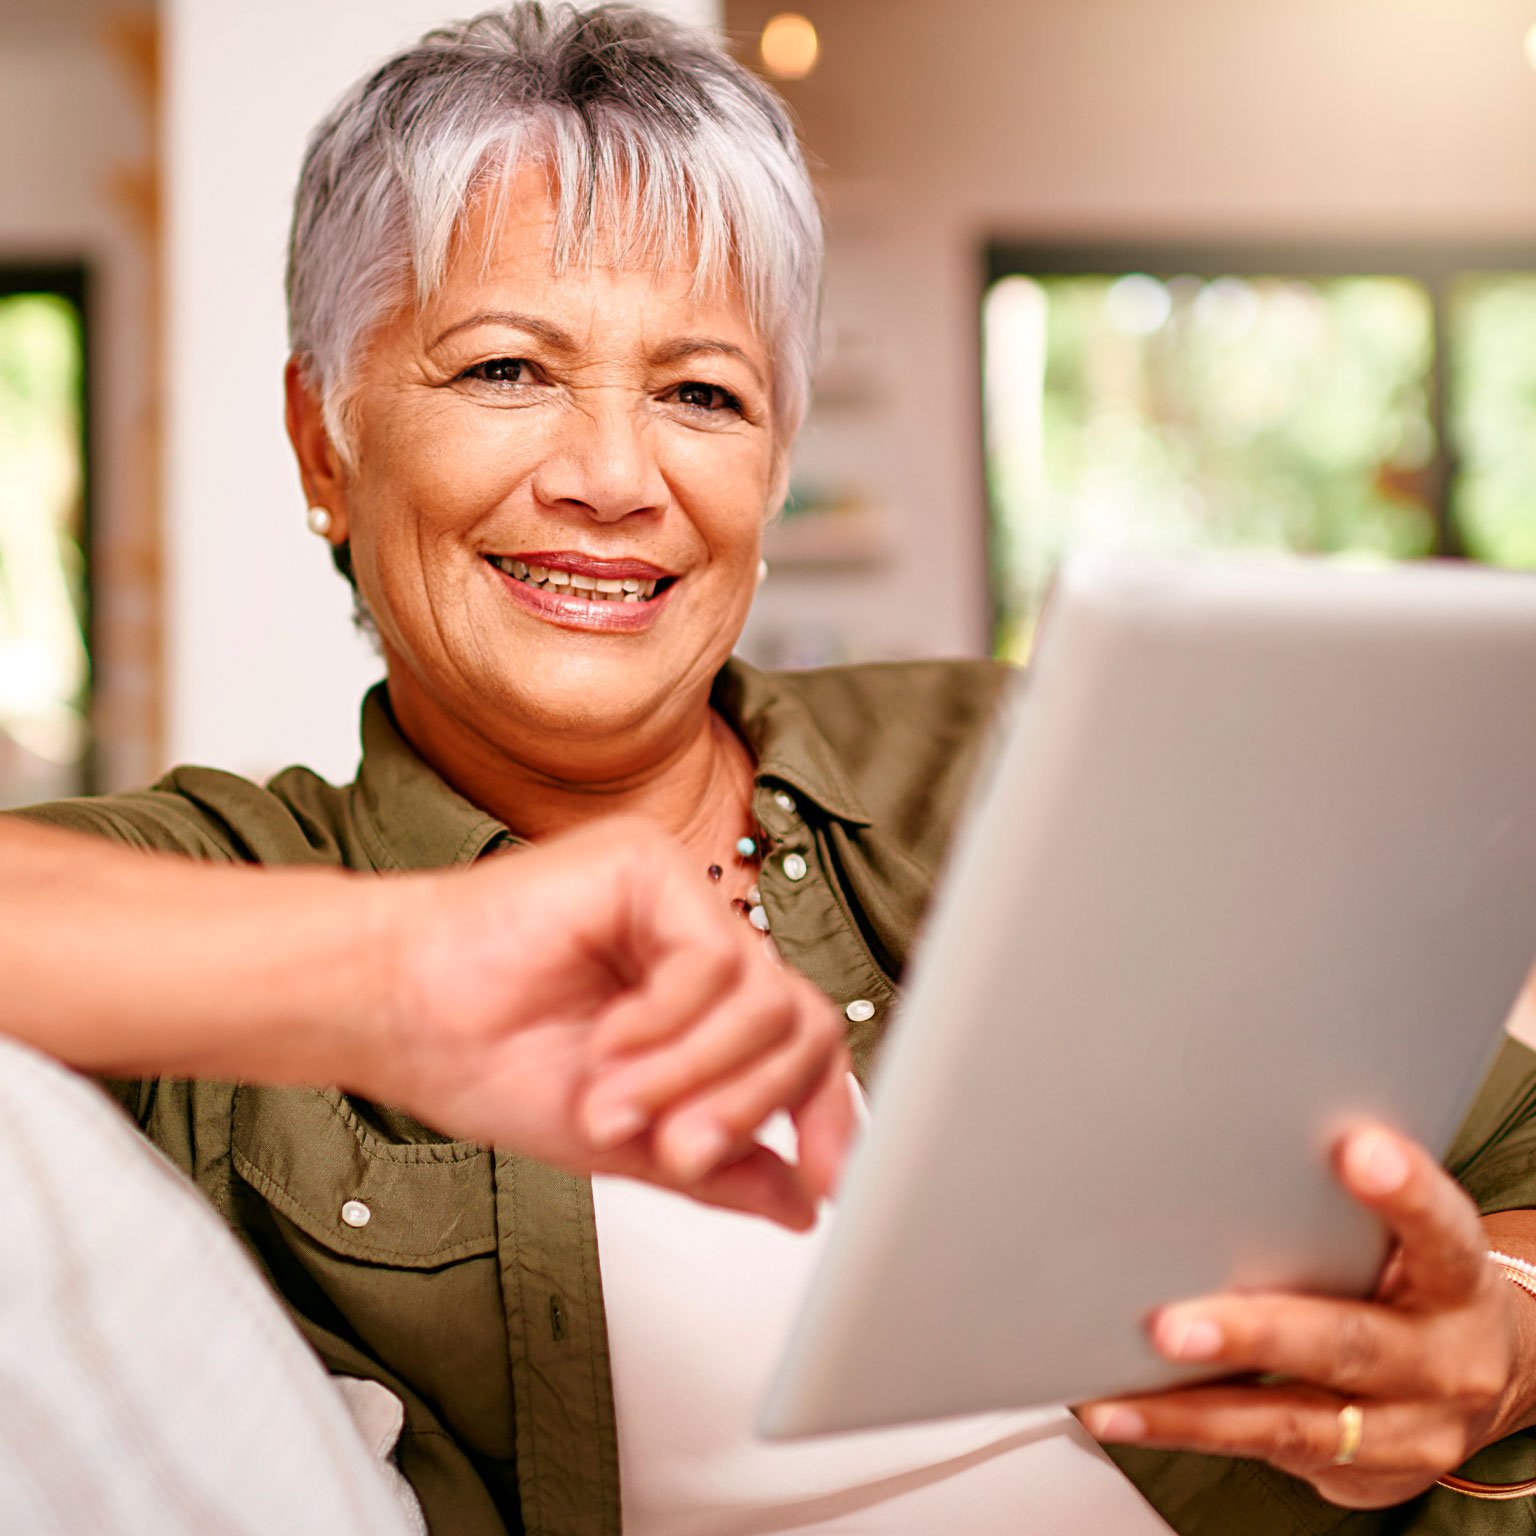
[1450,274,1536,571]
[985,266,1536,661]
[985,273,1440,660]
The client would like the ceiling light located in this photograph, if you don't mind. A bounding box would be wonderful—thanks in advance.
[761,13,819,81]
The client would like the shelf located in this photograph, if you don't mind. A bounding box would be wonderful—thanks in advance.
[761,506,893,570]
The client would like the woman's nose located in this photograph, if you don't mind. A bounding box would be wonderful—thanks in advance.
[530,399,668,524]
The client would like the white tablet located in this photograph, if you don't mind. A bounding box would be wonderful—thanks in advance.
[762,552,1536,1439]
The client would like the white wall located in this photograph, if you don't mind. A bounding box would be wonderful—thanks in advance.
[731,0,1536,663]
[641,0,716,22]
[164,0,720,784]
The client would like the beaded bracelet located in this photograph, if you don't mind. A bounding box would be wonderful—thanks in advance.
[1434,1251,1536,1500]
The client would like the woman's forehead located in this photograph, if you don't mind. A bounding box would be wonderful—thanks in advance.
[418,163,763,352]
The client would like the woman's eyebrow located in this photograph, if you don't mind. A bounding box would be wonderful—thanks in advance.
[650,336,765,388]
[427,313,764,387]
[427,310,579,352]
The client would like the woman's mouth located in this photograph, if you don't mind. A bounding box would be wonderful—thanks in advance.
[484,552,679,633]
[486,555,669,603]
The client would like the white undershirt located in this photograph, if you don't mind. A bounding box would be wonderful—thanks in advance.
[591,1084,1174,1536]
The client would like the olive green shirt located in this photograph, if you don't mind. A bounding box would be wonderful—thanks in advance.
[12,659,1536,1536]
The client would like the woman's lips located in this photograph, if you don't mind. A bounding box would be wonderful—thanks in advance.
[504,550,675,581]
[486,557,677,633]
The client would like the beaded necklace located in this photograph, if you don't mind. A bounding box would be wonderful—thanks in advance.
[707,827,771,933]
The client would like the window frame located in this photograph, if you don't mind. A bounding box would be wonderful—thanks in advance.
[982,240,1536,648]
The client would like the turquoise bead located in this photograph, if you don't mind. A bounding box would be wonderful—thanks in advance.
[735,836,757,858]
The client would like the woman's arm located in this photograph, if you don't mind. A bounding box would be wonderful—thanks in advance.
[0,817,394,1084]
[0,817,852,1229]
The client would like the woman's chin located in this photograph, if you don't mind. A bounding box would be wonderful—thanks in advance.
[476,649,712,752]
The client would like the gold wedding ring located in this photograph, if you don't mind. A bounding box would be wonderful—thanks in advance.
[1332,1403,1364,1468]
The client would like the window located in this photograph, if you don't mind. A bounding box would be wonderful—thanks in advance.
[0,267,91,806]
[983,245,1536,660]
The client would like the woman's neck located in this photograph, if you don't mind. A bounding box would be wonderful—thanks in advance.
[387,678,757,866]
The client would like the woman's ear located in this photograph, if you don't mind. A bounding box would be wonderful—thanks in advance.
[284,357,352,544]
[765,448,793,524]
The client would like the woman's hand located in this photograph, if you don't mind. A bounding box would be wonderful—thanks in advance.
[1080,1127,1532,1508]
[367,816,853,1231]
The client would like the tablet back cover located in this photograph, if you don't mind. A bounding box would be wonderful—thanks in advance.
[762,554,1536,1437]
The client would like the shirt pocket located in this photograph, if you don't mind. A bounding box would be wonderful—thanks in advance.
[230,1086,516,1461]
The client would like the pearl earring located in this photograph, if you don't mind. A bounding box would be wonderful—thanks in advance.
[306,505,333,538]
[756,558,769,587]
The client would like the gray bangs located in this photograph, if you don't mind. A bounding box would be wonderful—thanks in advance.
[286,2,824,457]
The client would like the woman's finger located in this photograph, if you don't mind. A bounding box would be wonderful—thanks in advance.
[1080,1385,1464,1492]
[581,977,800,1145]
[650,993,847,1184]
[585,938,748,1064]
[599,1137,818,1231]
[1145,1291,1471,1402]
[581,848,756,1066]
[1336,1126,1489,1308]
[685,1144,821,1231]
[789,1057,858,1204]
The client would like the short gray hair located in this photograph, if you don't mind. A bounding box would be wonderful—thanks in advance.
[286,2,824,460]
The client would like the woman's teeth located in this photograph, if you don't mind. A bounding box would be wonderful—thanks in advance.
[490,557,659,602]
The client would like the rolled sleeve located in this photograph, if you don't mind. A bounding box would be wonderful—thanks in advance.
[6,786,246,862]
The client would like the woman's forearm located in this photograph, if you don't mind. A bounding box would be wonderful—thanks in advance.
[0,820,385,1086]
[0,817,853,1227]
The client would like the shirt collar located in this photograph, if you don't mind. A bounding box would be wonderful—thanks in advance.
[349,659,873,872]
[713,659,873,827]
[349,684,508,872]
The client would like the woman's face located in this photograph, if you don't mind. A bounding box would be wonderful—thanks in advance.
[306,163,782,775]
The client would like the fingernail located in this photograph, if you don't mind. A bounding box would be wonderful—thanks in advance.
[1347,1130,1409,1196]
[587,1103,647,1150]
[1157,1311,1223,1362]
[673,1125,730,1181]
[1084,1406,1147,1442]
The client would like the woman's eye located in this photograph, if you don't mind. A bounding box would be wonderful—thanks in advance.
[673,381,742,414]
[461,357,535,385]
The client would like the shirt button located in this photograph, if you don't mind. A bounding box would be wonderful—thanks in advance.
[845,999,876,1024]
[782,852,808,882]
[340,1199,372,1228]
[773,790,797,814]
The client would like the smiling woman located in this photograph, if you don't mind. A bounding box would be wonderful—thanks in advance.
[8,5,1536,1536]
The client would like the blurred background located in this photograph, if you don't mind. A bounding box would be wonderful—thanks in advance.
[3,0,1536,802]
